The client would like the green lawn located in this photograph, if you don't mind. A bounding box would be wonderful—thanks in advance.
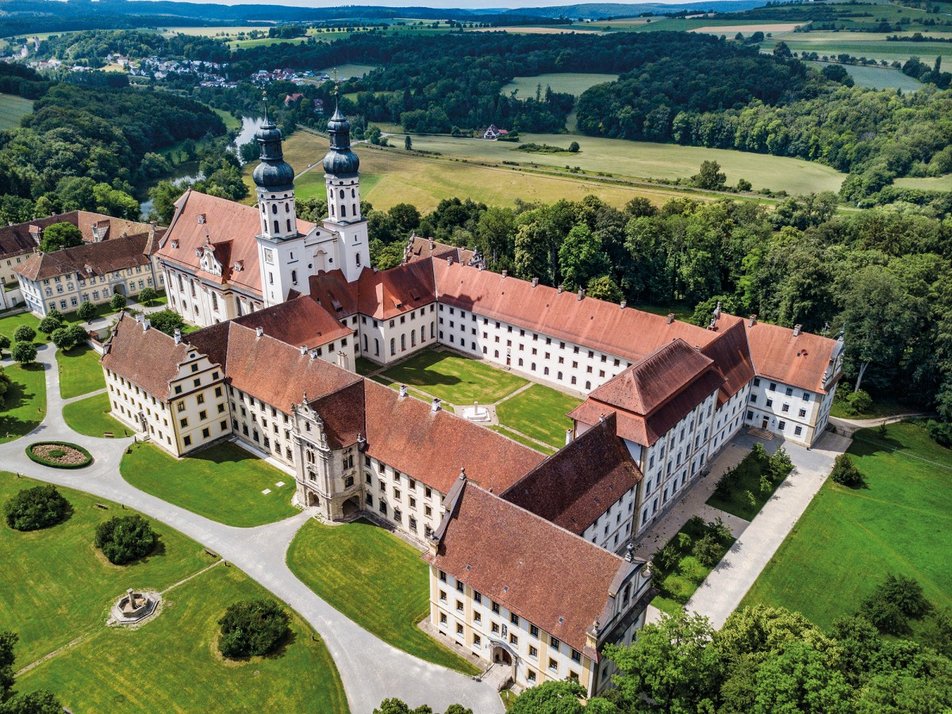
[0,363,46,443]
[355,356,380,375]
[502,72,618,98]
[742,423,952,640]
[651,517,735,617]
[496,384,580,450]
[894,174,952,192]
[0,474,348,713]
[120,442,298,527]
[806,61,923,91]
[57,344,105,399]
[706,449,785,522]
[287,519,478,675]
[489,425,558,455]
[379,349,527,405]
[0,92,33,130]
[0,311,42,345]
[62,392,128,438]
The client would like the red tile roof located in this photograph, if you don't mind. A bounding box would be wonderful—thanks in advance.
[158,190,315,297]
[429,480,632,652]
[309,263,436,321]
[363,380,544,494]
[307,269,359,319]
[404,236,476,266]
[230,295,351,349]
[310,381,365,449]
[501,415,642,534]
[186,321,360,414]
[701,317,756,405]
[15,233,155,281]
[431,260,721,363]
[101,312,190,399]
[740,317,841,393]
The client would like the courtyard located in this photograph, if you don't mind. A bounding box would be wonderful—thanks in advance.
[368,348,582,452]
[120,442,298,527]
[0,474,348,713]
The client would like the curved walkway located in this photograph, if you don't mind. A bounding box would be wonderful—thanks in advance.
[1,342,503,714]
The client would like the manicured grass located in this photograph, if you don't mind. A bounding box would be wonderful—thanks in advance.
[355,356,380,375]
[651,517,735,617]
[379,349,527,405]
[0,473,210,665]
[371,375,453,411]
[0,92,33,130]
[287,519,478,675]
[706,449,786,522]
[120,442,297,527]
[741,423,952,640]
[496,384,581,450]
[57,344,105,399]
[62,392,129,438]
[315,62,378,79]
[0,363,46,443]
[502,72,618,98]
[489,425,558,455]
[0,310,42,345]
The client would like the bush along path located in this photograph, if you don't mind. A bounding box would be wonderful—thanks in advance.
[0,340,506,714]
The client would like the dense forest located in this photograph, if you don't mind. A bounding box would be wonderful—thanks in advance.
[342,189,952,422]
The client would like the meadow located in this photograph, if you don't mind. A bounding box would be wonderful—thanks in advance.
[895,174,952,191]
[0,92,33,130]
[762,30,952,66]
[806,60,922,90]
[502,72,618,98]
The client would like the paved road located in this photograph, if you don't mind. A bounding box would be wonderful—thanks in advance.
[685,430,850,627]
[1,343,504,714]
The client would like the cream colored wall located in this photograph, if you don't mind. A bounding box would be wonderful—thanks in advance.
[167,352,230,454]
[105,367,177,453]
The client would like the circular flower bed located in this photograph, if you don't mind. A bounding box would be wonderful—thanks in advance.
[26,441,93,469]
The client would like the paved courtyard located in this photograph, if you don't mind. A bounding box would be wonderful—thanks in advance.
[0,342,505,714]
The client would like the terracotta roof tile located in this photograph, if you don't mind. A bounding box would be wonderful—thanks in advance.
[101,312,190,399]
[740,316,841,393]
[15,233,154,281]
[310,381,365,449]
[363,380,544,494]
[307,269,359,319]
[230,295,351,349]
[404,236,475,266]
[355,261,436,319]
[701,317,756,405]
[501,415,642,534]
[429,481,631,652]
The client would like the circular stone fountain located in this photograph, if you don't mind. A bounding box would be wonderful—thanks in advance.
[462,401,491,423]
[109,588,160,626]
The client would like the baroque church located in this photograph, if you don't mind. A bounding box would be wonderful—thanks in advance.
[101,109,844,696]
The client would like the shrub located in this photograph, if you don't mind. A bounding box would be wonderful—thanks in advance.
[110,292,127,311]
[1,689,63,714]
[0,335,9,352]
[830,454,865,487]
[744,489,757,508]
[218,599,290,659]
[148,309,185,337]
[710,517,733,544]
[692,532,725,567]
[13,325,35,343]
[76,301,97,321]
[926,419,952,448]
[25,441,93,469]
[568,140,580,152]
[11,341,37,365]
[652,543,679,575]
[863,594,909,635]
[845,389,872,415]
[751,442,770,467]
[875,574,932,618]
[37,315,61,334]
[759,473,773,494]
[95,514,157,564]
[677,531,693,550]
[137,286,158,305]
[768,448,793,482]
[4,485,72,531]
[737,178,752,191]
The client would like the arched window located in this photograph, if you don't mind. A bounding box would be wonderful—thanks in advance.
[286,219,291,232]
[374,338,380,356]
[339,189,345,199]
[330,204,335,216]
[411,331,416,347]
[341,205,346,218]
[351,188,356,198]
[401,334,406,351]
[356,253,361,266]
[285,202,290,212]
[352,203,357,216]
[390,338,395,356]
[363,334,368,352]
[271,204,277,214]
[291,270,297,284]
[273,220,279,233]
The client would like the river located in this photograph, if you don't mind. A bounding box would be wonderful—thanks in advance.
[140,115,266,219]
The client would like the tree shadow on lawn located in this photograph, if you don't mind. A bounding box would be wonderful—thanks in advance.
[849,430,906,457]
[383,364,464,388]
[0,363,45,439]
[188,444,259,466]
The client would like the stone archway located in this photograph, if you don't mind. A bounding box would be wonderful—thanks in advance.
[492,645,513,666]
[342,496,360,518]
[306,490,320,507]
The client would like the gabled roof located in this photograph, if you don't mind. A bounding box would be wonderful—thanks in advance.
[157,189,315,296]
[309,262,436,320]
[0,210,158,260]
[230,295,350,349]
[740,317,841,394]
[701,317,756,405]
[501,414,642,535]
[307,269,359,319]
[404,236,475,266]
[310,380,365,449]
[186,321,360,414]
[432,260,722,364]
[429,480,633,653]
[15,233,154,282]
[363,380,544,494]
[101,312,190,400]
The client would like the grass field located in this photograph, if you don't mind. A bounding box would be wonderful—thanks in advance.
[742,423,952,639]
[762,31,952,66]
[377,132,846,195]
[0,363,46,443]
[56,344,105,399]
[378,349,527,405]
[502,73,618,98]
[316,63,378,79]
[0,93,33,130]
[287,518,478,674]
[62,392,128,438]
[490,424,558,455]
[496,384,581,450]
[894,174,952,191]
[0,474,347,713]
[120,442,297,527]
[0,311,42,344]
[806,61,923,90]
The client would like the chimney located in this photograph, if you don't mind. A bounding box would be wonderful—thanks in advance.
[429,238,434,250]
[793,324,802,337]
[557,284,564,294]
[357,432,366,451]
[565,428,574,446]
[459,466,466,481]
[666,313,675,324]
[431,397,442,412]
[399,384,408,399]
[255,326,264,338]
[446,255,454,265]
[749,314,758,327]
[134,313,144,325]
[577,287,585,301]
[714,300,721,318]
[299,345,307,355]
[620,299,626,309]
[309,348,318,361]
[173,328,182,345]
[141,318,150,332]
[531,277,539,287]
[501,270,508,278]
